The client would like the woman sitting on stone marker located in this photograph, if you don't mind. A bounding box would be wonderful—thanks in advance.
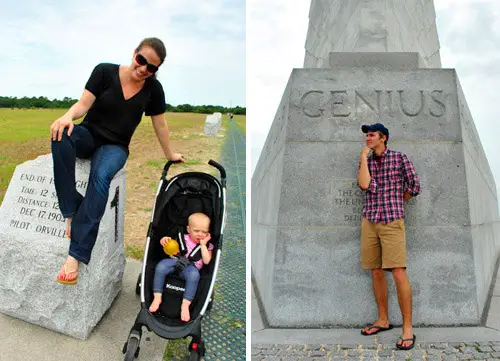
[50,37,184,285]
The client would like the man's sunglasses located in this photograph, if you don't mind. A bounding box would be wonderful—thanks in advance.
[135,54,159,74]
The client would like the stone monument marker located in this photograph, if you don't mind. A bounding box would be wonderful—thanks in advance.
[204,114,220,136]
[252,0,500,328]
[213,112,222,129]
[0,154,126,339]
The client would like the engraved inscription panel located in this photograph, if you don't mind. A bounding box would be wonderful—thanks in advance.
[329,180,365,224]
[7,172,88,238]
[300,89,448,119]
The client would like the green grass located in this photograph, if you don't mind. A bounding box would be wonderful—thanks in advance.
[146,159,202,169]
[170,133,207,140]
[0,109,66,204]
[230,319,245,328]
[146,160,164,168]
[179,160,202,167]
[0,109,246,205]
[163,338,191,360]
[233,114,246,134]
[0,108,66,142]
[125,244,145,259]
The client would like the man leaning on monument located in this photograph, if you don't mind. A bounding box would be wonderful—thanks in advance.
[357,123,421,350]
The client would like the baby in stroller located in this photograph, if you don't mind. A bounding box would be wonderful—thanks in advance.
[149,212,213,322]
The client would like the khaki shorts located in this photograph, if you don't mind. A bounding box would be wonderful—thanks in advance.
[361,217,406,270]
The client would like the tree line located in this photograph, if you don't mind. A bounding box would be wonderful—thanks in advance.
[0,96,246,115]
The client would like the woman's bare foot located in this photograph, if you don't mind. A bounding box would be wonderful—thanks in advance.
[149,293,163,313]
[56,255,79,284]
[181,300,192,322]
[66,218,72,239]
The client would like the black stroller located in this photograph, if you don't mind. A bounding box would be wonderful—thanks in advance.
[122,159,226,361]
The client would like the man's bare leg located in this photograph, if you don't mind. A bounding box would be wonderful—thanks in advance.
[393,268,413,347]
[362,268,390,334]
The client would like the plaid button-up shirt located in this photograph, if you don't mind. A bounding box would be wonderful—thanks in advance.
[361,148,421,224]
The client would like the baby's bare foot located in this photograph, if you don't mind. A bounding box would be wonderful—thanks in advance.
[181,304,191,322]
[149,294,162,313]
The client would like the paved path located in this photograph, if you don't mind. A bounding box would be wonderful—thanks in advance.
[201,120,246,360]
[252,269,500,361]
[252,341,500,361]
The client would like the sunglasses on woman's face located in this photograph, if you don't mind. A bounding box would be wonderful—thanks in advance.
[135,54,159,74]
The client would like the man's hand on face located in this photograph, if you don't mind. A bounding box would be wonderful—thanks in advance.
[361,146,371,158]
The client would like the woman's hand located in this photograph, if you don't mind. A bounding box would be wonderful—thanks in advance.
[199,234,211,246]
[168,153,185,162]
[50,116,74,141]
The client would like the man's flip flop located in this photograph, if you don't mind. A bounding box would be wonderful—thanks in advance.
[361,324,394,335]
[396,335,416,350]
[56,265,78,285]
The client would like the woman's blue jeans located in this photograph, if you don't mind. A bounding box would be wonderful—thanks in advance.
[153,258,200,301]
[51,125,127,264]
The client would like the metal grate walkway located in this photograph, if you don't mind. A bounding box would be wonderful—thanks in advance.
[165,119,246,360]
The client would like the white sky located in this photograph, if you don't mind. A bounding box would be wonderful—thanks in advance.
[0,0,245,107]
[247,0,500,199]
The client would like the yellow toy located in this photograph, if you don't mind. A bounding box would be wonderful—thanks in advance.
[163,237,180,256]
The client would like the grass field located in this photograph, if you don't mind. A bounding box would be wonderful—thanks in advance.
[234,115,245,135]
[0,108,246,259]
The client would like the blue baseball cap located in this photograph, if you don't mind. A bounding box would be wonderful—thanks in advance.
[361,123,389,141]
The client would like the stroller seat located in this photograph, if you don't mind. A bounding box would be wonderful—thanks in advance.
[143,176,221,326]
[156,267,213,322]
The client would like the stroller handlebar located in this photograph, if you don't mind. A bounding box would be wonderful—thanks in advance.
[162,159,227,181]
[208,159,226,179]
[162,160,183,178]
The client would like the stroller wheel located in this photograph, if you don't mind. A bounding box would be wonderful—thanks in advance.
[123,333,140,361]
[189,341,205,357]
[189,350,200,361]
[135,273,141,296]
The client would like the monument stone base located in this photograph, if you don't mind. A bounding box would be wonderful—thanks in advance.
[252,56,500,327]
[0,154,126,339]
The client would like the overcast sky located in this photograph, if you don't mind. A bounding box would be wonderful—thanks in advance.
[248,0,500,198]
[0,0,245,107]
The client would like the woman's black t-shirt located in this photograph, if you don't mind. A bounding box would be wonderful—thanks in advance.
[80,63,166,151]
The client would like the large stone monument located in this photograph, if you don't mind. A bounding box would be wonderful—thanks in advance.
[0,155,126,339]
[252,0,500,327]
[304,0,441,68]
